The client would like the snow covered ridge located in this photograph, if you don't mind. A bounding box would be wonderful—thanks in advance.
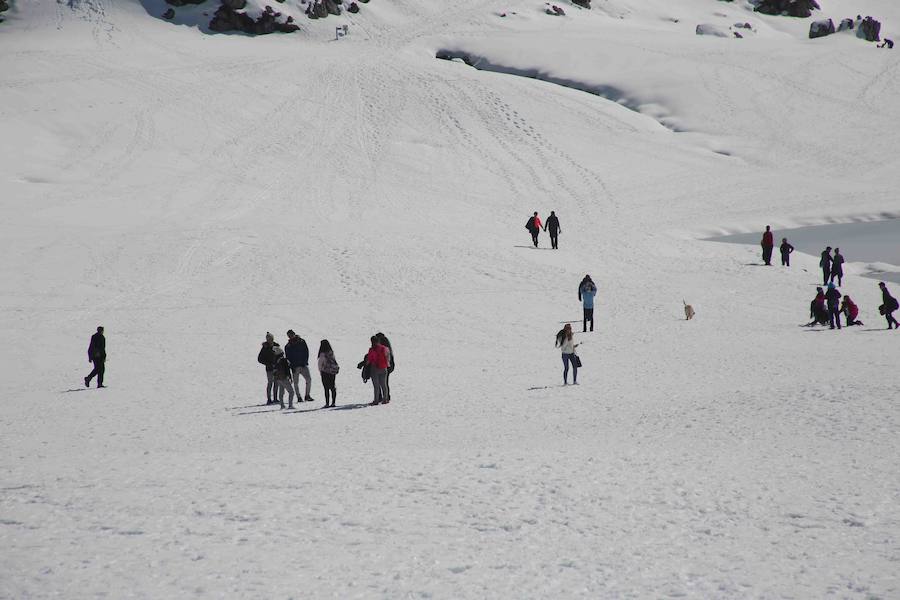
[144,0,370,34]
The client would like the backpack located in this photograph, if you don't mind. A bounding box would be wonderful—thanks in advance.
[525,217,535,231]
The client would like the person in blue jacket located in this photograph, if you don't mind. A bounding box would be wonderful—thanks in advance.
[285,330,314,402]
[578,275,597,332]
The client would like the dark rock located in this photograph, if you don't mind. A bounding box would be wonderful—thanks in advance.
[348,1,359,13]
[209,0,298,34]
[358,0,368,3]
[878,38,894,49]
[809,18,834,38]
[166,0,205,7]
[571,0,590,8]
[0,0,9,13]
[753,0,820,18]
[857,16,880,41]
[222,0,245,8]
[837,18,854,31]
[324,0,341,15]
[733,31,743,38]
[546,5,565,16]
[163,7,175,18]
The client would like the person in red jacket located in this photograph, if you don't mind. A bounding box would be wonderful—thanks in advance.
[841,295,863,327]
[760,225,774,266]
[365,335,391,405]
[526,212,543,248]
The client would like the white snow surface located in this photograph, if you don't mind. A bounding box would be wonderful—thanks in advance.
[2,0,900,597]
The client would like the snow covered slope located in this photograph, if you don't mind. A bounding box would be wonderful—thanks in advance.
[2,0,899,597]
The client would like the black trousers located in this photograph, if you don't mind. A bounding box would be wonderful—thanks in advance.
[762,246,773,265]
[549,231,558,249]
[321,372,336,404]
[86,360,105,386]
[781,252,790,266]
[828,305,841,329]
[583,308,594,332]
[530,230,539,247]
[822,267,830,285]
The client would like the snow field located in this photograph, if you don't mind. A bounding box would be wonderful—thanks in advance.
[2,0,899,597]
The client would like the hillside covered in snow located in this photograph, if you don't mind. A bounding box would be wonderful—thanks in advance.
[2,0,899,597]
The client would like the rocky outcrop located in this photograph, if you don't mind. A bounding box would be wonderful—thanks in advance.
[837,18,854,32]
[209,2,299,33]
[306,0,341,19]
[857,16,880,41]
[546,4,565,16]
[571,0,590,8]
[753,0,820,18]
[348,2,359,13]
[163,7,175,19]
[0,0,9,13]
[808,18,834,38]
[166,0,204,6]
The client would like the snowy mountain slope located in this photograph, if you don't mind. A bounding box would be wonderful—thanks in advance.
[2,1,899,598]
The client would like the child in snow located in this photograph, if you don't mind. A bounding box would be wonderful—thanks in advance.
[273,346,294,409]
[555,323,580,385]
[779,238,794,267]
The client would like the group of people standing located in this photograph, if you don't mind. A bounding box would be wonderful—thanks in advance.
[525,211,562,249]
[760,225,899,331]
[257,330,394,409]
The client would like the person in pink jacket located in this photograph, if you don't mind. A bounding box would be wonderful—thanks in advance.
[365,336,390,406]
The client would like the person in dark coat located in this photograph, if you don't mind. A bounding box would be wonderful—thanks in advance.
[272,347,294,409]
[760,226,774,266]
[84,326,106,388]
[285,329,314,402]
[830,248,845,286]
[257,332,281,405]
[819,247,832,286]
[376,332,394,403]
[878,281,900,330]
[806,287,828,326]
[825,283,842,329]
[543,211,561,250]
[779,238,794,267]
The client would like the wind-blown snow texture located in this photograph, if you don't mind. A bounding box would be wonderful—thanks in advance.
[2,0,899,598]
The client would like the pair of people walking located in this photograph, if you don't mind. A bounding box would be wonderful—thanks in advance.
[358,333,394,405]
[759,226,796,267]
[258,331,340,409]
[819,247,845,286]
[525,211,561,249]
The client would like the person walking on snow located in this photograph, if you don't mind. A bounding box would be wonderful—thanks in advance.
[257,332,281,405]
[376,332,394,403]
[878,281,900,330]
[544,211,561,250]
[285,330,314,402]
[317,340,340,408]
[830,248,845,286]
[272,346,295,409]
[825,282,842,330]
[760,225,774,266]
[841,295,863,327]
[555,323,580,385]
[365,335,391,405]
[84,326,106,388]
[780,238,794,267]
[819,247,833,286]
[579,277,597,332]
[526,212,542,248]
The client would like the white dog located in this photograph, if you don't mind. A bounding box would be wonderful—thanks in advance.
[683,300,695,320]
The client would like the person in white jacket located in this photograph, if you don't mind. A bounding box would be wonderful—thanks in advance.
[555,323,580,385]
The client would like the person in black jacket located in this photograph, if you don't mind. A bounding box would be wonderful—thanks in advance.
[84,326,106,388]
[257,332,281,405]
[825,283,842,330]
[879,281,900,330]
[779,238,794,267]
[819,247,832,286]
[806,287,828,326]
[272,347,294,409]
[830,248,845,286]
[543,211,561,250]
[285,330,314,402]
